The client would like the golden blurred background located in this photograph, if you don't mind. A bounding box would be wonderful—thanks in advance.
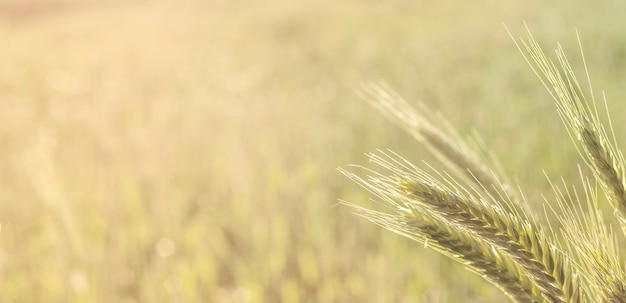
[1,0,626,302]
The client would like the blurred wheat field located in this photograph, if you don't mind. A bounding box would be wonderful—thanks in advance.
[2,0,626,302]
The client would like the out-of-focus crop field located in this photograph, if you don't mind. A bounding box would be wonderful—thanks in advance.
[1,0,626,302]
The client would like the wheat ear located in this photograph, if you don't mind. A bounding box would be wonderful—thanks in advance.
[399,179,578,303]
[340,167,545,303]
[358,82,523,211]
[350,151,582,303]
[351,203,545,303]
[512,28,626,236]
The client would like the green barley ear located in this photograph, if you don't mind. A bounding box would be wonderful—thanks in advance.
[511,27,626,236]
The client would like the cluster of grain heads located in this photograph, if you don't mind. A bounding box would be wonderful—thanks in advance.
[342,28,626,303]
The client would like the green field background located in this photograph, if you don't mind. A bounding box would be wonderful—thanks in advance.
[1,0,626,302]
